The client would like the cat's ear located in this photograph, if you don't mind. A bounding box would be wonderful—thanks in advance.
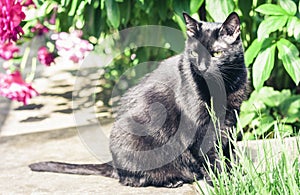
[219,12,240,44]
[183,13,200,37]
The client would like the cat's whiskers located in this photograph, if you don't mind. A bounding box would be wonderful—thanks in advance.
[206,71,227,90]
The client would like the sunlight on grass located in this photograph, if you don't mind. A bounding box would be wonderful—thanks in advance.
[196,110,300,195]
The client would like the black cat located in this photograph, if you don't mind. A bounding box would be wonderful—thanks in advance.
[29,12,247,188]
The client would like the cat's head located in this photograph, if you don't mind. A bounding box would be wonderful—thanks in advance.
[182,12,244,77]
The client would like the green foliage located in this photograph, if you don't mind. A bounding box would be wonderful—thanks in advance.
[30,0,300,139]
[29,0,299,91]
[197,138,300,194]
[244,0,300,90]
[196,116,300,195]
[240,87,300,140]
[206,0,235,22]
[196,108,300,194]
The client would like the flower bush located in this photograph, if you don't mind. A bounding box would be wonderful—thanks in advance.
[0,0,94,105]
[0,0,25,42]
[51,31,93,63]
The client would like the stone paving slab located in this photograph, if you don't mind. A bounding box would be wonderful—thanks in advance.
[0,59,79,136]
[237,136,300,172]
[0,126,202,194]
[0,55,109,137]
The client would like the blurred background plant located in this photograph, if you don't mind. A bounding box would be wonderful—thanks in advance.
[0,0,299,139]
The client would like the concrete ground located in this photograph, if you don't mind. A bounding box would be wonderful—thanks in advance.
[0,127,200,194]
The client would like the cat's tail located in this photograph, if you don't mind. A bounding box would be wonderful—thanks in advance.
[29,161,116,178]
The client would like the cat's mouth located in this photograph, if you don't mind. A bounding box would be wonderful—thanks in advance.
[191,63,208,76]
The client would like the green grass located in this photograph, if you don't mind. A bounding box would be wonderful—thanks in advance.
[196,112,300,195]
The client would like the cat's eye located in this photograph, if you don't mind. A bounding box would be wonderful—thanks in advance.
[190,51,198,58]
[212,51,223,57]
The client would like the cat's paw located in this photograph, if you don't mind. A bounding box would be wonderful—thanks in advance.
[119,176,146,187]
[163,180,184,188]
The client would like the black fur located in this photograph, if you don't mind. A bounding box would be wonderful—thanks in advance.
[29,12,247,188]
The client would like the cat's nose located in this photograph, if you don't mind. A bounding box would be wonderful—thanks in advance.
[199,58,209,72]
[199,64,208,72]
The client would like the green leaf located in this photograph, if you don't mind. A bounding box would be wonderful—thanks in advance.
[242,89,269,111]
[243,132,256,140]
[119,0,131,25]
[173,13,186,34]
[279,0,297,15]
[158,1,168,21]
[287,99,300,115]
[244,39,263,66]
[206,0,234,22]
[45,2,59,15]
[174,0,190,15]
[277,38,300,85]
[105,0,120,29]
[257,15,288,41]
[255,4,288,15]
[239,112,256,128]
[246,38,275,58]
[279,95,300,115]
[252,44,276,90]
[285,114,299,123]
[279,125,293,137]
[190,0,204,14]
[286,16,298,37]
[294,20,300,40]
[68,0,79,16]
[260,88,290,107]
[61,0,71,7]
[256,115,276,135]
[238,0,252,17]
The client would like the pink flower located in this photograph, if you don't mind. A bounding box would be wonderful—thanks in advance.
[0,42,19,60]
[51,30,93,63]
[49,6,57,25]
[31,22,49,35]
[0,70,38,105]
[37,46,55,66]
[0,0,26,43]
